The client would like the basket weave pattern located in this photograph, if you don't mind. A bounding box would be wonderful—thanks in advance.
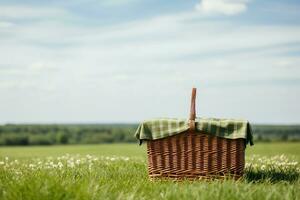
[147,132,245,180]
[146,88,245,180]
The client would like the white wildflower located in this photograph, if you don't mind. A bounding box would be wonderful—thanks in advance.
[68,162,75,168]
[29,164,36,168]
[15,171,22,175]
[123,157,130,161]
[76,159,81,165]
[58,162,63,169]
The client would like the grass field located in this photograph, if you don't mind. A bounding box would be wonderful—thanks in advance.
[0,142,299,200]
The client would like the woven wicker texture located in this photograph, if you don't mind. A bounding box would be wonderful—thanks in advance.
[147,131,245,180]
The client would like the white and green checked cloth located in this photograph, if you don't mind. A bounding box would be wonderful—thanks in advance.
[135,118,254,146]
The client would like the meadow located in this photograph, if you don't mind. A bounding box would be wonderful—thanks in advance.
[0,142,299,200]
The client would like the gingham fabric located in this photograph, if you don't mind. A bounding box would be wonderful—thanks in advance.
[135,118,253,146]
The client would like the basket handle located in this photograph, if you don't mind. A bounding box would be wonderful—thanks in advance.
[189,88,196,131]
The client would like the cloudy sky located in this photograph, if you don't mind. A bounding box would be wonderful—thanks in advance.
[0,0,300,124]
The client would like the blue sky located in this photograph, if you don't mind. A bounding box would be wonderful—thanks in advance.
[0,0,300,124]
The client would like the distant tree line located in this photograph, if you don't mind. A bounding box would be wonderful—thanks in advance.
[251,125,300,142]
[0,124,137,146]
[0,124,299,146]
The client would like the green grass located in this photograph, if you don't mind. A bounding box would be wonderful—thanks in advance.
[1,142,300,159]
[0,142,299,200]
[0,143,146,158]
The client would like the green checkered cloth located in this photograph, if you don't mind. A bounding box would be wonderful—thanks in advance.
[135,118,254,146]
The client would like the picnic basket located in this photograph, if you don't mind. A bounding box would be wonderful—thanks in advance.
[135,88,253,180]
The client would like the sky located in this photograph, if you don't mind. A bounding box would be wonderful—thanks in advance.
[0,0,300,124]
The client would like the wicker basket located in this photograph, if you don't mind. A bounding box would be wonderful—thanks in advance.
[146,88,245,180]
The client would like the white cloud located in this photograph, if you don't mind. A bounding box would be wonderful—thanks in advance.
[100,0,138,6]
[28,62,58,72]
[1,12,300,84]
[0,5,70,19]
[195,0,249,15]
[0,21,14,28]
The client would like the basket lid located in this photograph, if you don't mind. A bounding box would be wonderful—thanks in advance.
[135,118,254,146]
